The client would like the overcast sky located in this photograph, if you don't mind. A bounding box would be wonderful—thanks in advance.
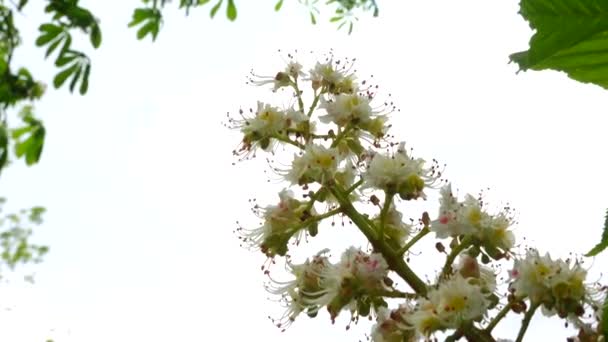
[1,0,607,341]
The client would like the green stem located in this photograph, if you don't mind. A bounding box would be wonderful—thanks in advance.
[330,125,352,148]
[515,302,539,342]
[272,134,305,149]
[440,236,473,279]
[311,208,342,222]
[345,178,363,195]
[397,226,429,256]
[326,183,427,295]
[371,289,417,299]
[292,79,305,114]
[292,207,342,233]
[379,192,395,243]
[485,302,512,333]
[307,91,321,117]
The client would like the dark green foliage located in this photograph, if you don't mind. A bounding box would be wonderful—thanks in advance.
[129,7,162,41]
[33,0,101,95]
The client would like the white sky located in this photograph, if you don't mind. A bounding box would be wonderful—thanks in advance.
[1,0,607,341]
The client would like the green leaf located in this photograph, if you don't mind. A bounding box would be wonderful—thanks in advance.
[11,126,31,140]
[329,16,342,22]
[44,37,63,58]
[35,33,57,47]
[38,23,62,35]
[226,0,237,21]
[60,33,72,55]
[310,12,317,25]
[55,53,76,67]
[90,24,102,48]
[210,0,223,18]
[137,21,158,40]
[53,64,78,88]
[69,64,83,93]
[275,0,284,11]
[0,125,8,172]
[80,64,91,95]
[585,209,608,256]
[511,0,608,89]
[17,0,28,10]
[129,8,152,27]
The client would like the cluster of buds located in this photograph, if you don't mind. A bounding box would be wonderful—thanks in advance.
[229,53,607,341]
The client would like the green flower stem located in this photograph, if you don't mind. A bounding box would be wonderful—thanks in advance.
[379,192,395,243]
[330,125,351,148]
[310,207,342,222]
[326,182,428,295]
[515,302,539,342]
[397,226,429,256]
[272,134,305,149]
[307,90,321,117]
[485,302,513,333]
[345,178,363,194]
[292,79,305,114]
[371,289,417,299]
[292,207,342,232]
[440,236,473,279]
[303,187,324,212]
[327,183,494,342]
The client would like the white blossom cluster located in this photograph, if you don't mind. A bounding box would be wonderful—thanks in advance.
[229,54,607,341]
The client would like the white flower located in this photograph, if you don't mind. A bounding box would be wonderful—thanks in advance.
[318,247,390,320]
[363,142,439,200]
[407,299,442,336]
[371,305,418,342]
[230,102,299,154]
[372,204,412,245]
[319,93,373,127]
[433,275,489,327]
[286,144,339,185]
[340,247,389,285]
[431,184,515,254]
[455,255,497,294]
[510,249,599,318]
[408,275,489,335]
[249,61,304,91]
[307,59,357,93]
[431,184,477,238]
[238,190,315,257]
[266,250,334,329]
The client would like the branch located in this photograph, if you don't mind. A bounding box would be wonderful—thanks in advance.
[397,226,429,256]
[379,192,394,243]
[326,182,428,295]
[515,302,539,342]
[485,302,512,333]
[440,236,473,280]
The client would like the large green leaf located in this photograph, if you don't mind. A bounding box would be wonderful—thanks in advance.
[586,209,608,256]
[511,0,608,89]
